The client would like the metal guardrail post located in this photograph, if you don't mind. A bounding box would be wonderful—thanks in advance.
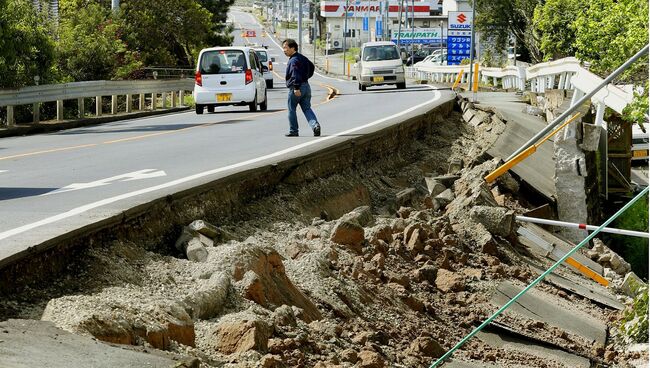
[7,106,15,127]
[78,98,84,118]
[126,94,132,113]
[162,92,168,109]
[178,90,184,107]
[33,103,40,123]
[139,93,145,110]
[507,44,649,161]
[95,96,102,116]
[151,93,157,111]
[171,91,177,108]
[56,100,64,120]
[111,95,118,115]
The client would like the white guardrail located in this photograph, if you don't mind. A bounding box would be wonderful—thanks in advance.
[407,56,634,114]
[0,79,195,127]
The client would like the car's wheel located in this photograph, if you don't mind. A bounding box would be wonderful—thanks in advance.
[207,105,215,113]
[266,80,273,89]
[397,82,406,89]
[260,90,268,111]
[360,84,367,91]
[249,94,258,112]
[195,104,204,114]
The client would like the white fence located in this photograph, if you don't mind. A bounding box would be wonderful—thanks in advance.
[0,79,195,127]
[407,57,634,114]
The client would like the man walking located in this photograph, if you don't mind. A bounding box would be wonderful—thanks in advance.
[282,39,321,137]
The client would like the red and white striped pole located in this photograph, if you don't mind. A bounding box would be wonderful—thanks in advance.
[516,216,649,238]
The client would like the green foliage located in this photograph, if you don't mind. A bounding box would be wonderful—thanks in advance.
[573,0,649,79]
[0,0,56,88]
[607,193,649,279]
[533,0,586,61]
[120,0,215,67]
[196,0,235,47]
[475,0,541,63]
[57,1,142,81]
[622,85,650,126]
[618,284,649,344]
[345,47,360,63]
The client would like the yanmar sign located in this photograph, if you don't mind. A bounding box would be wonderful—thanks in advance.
[320,1,433,18]
[448,11,473,30]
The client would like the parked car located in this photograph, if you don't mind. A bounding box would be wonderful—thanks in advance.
[414,50,448,66]
[253,47,275,89]
[632,123,648,161]
[355,41,406,91]
[404,48,437,66]
[193,46,268,114]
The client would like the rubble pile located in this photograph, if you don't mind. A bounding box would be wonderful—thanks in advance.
[0,106,646,367]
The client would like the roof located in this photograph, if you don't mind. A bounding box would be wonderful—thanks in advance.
[199,46,253,53]
[362,41,397,47]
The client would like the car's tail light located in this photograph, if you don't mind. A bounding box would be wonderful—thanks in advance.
[195,71,202,86]
[245,69,253,84]
[269,61,273,71]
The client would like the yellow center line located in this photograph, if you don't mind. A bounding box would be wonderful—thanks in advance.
[0,143,99,161]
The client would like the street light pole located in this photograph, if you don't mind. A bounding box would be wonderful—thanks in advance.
[439,20,443,64]
[343,0,349,76]
[468,0,476,94]
[410,0,414,64]
[298,0,303,53]
[396,0,403,47]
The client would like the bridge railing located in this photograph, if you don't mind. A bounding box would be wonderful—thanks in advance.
[0,79,195,127]
[409,56,634,114]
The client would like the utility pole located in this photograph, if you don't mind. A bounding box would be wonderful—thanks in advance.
[468,0,477,96]
[396,0,403,48]
[298,0,303,53]
[284,0,288,39]
[111,0,119,12]
[439,20,443,64]
[343,0,349,75]
[312,1,317,63]
[410,0,414,65]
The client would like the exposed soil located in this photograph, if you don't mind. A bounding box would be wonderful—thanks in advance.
[0,104,645,368]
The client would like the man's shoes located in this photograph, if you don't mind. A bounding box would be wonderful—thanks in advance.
[285,132,299,137]
[313,124,321,137]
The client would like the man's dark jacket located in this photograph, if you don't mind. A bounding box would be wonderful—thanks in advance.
[285,52,314,90]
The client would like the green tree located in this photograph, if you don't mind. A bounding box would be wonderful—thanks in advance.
[57,1,142,81]
[573,0,649,79]
[475,0,542,63]
[120,0,214,67]
[197,0,236,47]
[0,0,56,88]
[533,0,587,61]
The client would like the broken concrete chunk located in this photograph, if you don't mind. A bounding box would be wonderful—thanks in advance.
[406,336,445,358]
[581,123,600,151]
[175,227,200,252]
[213,318,271,354]
[435,269,465,293]
[469,206,515,237]
[183,272,230,319]
[186,238,209,262]
[330,220,365,253]
[340,205,375,227]
[431,174,460,187]
[448,159,463,174]
[621,272,647,298]
[395,187,418,208]
[188,220,233,243]
[424,177,447,197]
[435,189,455,207]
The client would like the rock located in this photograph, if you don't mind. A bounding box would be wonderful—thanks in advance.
[306,228,321,240]
[435,189,455,207]
[406,228,424,254]
[273,305,297,327]
[424,178,447,197]
[367,225,393,245]
[470,206,514,237]
[341,206,375,227]
[183,272,230,319]
[462,268,483,281]
[213,319,271,354]
[185,238,209,262]
[435,269,465,293]
[370,253,386,270]
[621,272,647,297]
[396,188,418,208]
[432,175,460,187]
[260,354,283,368]
[496,172,519,193]
[358,350,385,368]
[386,271,410,289]
[340,348,358,363]
[237,248,321,322]
[397,206,413,218]
[524,105,544,116]
[188,220,233,243]
[391,218,408,233]
[406,336,445,358]
[330,220,365,253]
[415,265,438,285]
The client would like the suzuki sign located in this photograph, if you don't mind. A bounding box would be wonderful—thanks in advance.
[448,11,473,31]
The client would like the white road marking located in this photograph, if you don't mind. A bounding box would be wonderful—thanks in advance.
[0,170,7,174]
[41,169,167,196]
[0,88,443,242]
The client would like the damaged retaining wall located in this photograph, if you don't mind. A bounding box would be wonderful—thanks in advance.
[0,100,455,295]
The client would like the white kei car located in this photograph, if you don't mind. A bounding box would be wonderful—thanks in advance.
[253,47,275,89]
[193,46,268,114]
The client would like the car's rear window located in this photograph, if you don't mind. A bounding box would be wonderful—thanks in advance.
[254,50,268,62]
[199,50,247,74]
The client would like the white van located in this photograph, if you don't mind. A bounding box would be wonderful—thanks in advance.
[355,41,406,91]
[193,46,268,114]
